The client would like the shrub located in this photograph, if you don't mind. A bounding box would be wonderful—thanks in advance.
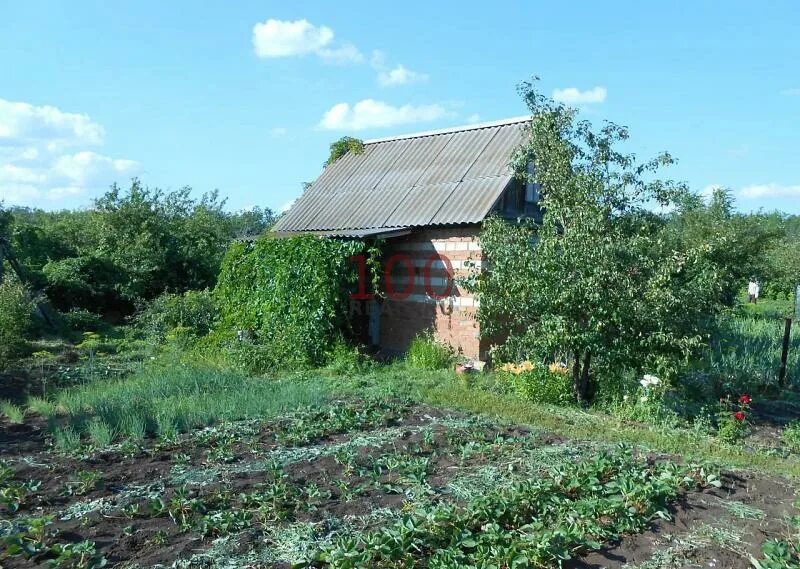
[783,422,800,453]
[214,235,365,372]
[61,309,106,333]
[498,362,574,406]
[132,289,216,342]
[325,338,373,375]
[716,394,752,444]
[0,280,34,369]
[407,332,455,370]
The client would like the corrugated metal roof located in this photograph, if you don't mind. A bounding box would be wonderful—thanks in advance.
[272,116,529,233]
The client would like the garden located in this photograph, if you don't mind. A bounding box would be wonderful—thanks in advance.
[2,81,800,568]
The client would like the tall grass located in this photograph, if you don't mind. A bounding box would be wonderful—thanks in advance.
[407,332,455,370]
[54,365,330,442]
[705,315,800,391]
[0,400,25,424]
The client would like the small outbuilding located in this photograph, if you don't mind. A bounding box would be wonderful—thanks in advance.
[272,116,540,360]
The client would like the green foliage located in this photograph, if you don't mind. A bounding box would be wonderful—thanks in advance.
[26,396,56,418]
[54,364,330,441]
[0,280,35,368]
[214,234,365,372]
[406,332,455,370]
[4,180,275,316]
[324,136,365,167]
[324,338,374,375]
[704,314,799,392]
[477,79,720,403]
[667,187,783,306]
[132,289,216,342]
[0,400,25,424]
[783,422,800,453]
[301,448,715,568]
[60,309,107,333]
[498,363,574,406]
[86,420,116,448]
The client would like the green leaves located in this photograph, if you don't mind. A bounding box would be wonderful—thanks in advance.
[214,234,366,372]
[301,448,705,568]
[479,80,723,402]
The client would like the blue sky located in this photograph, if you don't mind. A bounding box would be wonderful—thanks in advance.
[1,1,799,214]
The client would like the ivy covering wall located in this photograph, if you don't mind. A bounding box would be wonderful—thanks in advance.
[213,234,364,371]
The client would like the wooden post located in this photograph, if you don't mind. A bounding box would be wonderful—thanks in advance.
[779,317,792,388]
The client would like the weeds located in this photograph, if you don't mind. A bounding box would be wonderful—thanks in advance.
[406,332,455,370]
[1,400,25,424]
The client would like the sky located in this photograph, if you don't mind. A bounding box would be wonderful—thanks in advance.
[1,1,799,214]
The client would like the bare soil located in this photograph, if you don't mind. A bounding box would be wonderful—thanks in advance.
[1,404,797,569]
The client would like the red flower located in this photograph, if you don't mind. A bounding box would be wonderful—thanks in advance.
[734,411,745,422]
[739,395,751,405]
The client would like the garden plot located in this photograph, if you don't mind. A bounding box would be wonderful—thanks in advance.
[0,398,791,569]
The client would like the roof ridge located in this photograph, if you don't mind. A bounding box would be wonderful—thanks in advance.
[363,115,531,144]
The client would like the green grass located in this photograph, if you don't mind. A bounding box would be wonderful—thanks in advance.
[706,314,800,391]
[320,364,800,478]
[0,400,25,424]
[25,396,56,418]
[53,364,331,443]
[406,332,456,370]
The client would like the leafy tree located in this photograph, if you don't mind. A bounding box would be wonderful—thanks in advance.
[325,136,364,167]
[0,280,34,369]
[667,187,782,305]
[479,79,720,404]
[3,180,275,316]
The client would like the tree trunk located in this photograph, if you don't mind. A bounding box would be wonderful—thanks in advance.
[573,349,592,406]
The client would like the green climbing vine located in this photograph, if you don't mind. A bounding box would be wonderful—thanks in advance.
[213,234,366,371]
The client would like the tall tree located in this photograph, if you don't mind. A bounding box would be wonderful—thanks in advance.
[479,79,720,404]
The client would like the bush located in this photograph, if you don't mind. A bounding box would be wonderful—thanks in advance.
[214,235,365,372]
[61,309,106,333]
[498,362,574,406]
[783,421,800,453]
[325,338,373,375]
[407,332,455,370]
[0,280,35,369]
[132,289,216,342]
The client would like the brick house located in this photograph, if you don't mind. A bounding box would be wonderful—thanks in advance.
[272,117,539,361]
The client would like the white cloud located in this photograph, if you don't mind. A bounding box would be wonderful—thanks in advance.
[371,52,427,87]
[252,19,333,58]
[552,86,607,105]
[0,98,104,148]
[318,99,452,131]
[52,151,138,186]
[377,64,428,87]
[0,99,139,206]
[270,126,287,137]
[781,88,800,96]
[252,19,362,63]
[466,113,482,124]
[737,183,800,199]
[318,43,364,64]
[280,199,296,213]
[700,184,722,202]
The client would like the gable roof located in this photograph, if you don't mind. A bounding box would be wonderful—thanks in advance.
[272,116,530,235]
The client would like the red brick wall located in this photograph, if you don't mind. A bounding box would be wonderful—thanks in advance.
[378,225,486,360]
